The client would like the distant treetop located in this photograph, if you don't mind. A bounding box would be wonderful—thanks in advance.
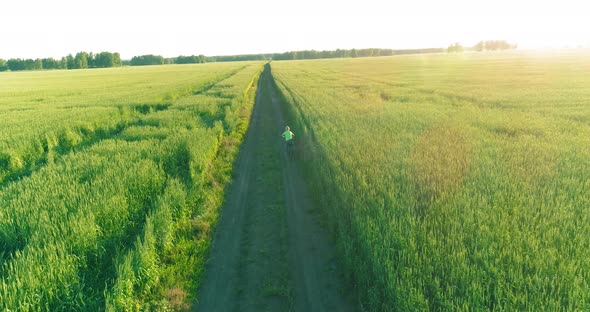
[130,54,165,66]
[0,46,458,72]
[473,40,517,51]
[0,51,121,72]
[447,43,464,53]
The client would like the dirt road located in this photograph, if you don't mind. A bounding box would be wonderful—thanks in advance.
[195,66,353,311]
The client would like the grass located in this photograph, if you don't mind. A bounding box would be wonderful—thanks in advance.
[0,62,263,310]
[270,50,590,310]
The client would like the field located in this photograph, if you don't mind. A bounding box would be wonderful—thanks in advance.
[270,51,590,310]
[2,50,589,311]
[0,62,263,310]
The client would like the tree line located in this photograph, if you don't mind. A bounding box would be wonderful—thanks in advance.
[473,40,517,51]
[269,48,445,61]
[128,54,208,66]
[128,55,165,66]
[128,54,165,66]
[0,42,519,72]
[198,48,446,62]
[126,54,207,66]
[128,48,448,66]
[448,40,517,53]
[0,51,121,72]
[0,52,210,71]
[0,48,445,71]
[126,53,266,66]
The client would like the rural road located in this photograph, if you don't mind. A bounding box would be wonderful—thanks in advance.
[195,66,353,311]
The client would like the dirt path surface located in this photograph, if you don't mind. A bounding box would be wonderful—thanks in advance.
[195,67,353,311]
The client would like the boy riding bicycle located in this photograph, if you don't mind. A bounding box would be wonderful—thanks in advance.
[281,126,294,153]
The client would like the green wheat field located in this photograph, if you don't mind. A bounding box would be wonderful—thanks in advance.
[271,51,590,310]
[0,62,263,310]
[1,50,589,310]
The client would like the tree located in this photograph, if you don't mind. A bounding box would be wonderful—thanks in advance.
[175,55,202,64]
[34,59,43,70]
[474,41,484,51]
[94,52,107,68]
[75,52,89,69]
[59,57,68,69]
[130,54,164,66]
[42,58,59,70]
[0,59,7,72]
[23,59,35,70]
[95,52,112,68]
[112,53,122,67]
[473,40,517,51]
[302,50,319,59]
[7,59,25,71]
[93,52,121,68]
[66,54,75,69]
[88,52,95,68]
[447,42,464,53]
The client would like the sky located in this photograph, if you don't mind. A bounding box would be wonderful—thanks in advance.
[1,0,588,60]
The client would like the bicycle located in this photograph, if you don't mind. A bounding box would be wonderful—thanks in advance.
[285,139,294,158]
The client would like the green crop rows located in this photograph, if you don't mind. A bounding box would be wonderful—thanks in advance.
[271,51,590,310]
[0,62,263,310]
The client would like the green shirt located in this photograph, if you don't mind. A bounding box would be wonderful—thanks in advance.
[282,130,294,141]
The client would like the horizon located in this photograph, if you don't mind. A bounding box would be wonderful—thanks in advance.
[1,0,589,60]
[2,45,590,62]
